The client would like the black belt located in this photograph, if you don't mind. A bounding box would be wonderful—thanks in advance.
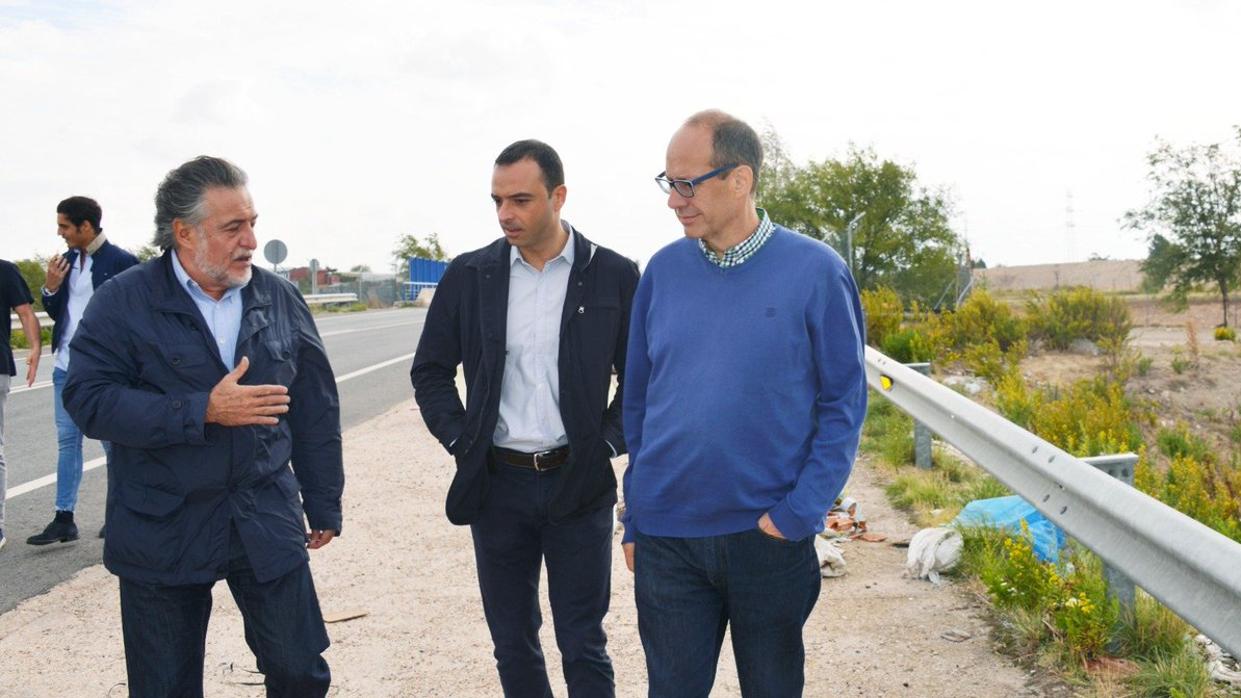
[492,445,570,471]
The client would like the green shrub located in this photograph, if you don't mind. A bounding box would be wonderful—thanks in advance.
[1127,647,1215,698]
[879,327,937,363]
[1215,325,1237,341]
[1155,424,1210,461]
[944,290,1026,354]
[1136,355,1153,376]
[10,327,52,350]
[1115,591,1194,660]
[968,527,1119,663]
[1025,286,1132,350]
[1170,347,1190,375]
[862,391,915,466]
[961,338,1027,385]
[994,373,1143,457]
[860,286,903,349]
[1136,449,1241,542]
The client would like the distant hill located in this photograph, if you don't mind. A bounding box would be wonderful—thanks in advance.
[974,259,1143,293]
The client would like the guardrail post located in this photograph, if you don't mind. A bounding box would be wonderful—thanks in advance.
[1081,453,1139,620]
[905,362,933,469]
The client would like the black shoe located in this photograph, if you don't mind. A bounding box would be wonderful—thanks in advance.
[26,512,79,546]
[98,525,106,539]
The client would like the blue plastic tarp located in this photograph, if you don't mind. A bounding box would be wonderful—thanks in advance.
[953,495,1067,563]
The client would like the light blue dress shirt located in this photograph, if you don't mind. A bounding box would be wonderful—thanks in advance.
[492,224,575,453]
[170,251,244,369]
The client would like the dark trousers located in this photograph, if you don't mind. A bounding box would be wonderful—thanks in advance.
[118,525,331,698]
[470,460,615,698]
[633,528,822,698]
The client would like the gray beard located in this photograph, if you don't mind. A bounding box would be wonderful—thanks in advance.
[195,243,251,289]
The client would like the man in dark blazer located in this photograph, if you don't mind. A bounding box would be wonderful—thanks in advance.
[63,157,343,697]
[411,139,639,698]
[27,196,138,545]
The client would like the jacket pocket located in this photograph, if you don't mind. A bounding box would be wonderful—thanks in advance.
[108,481,189,572]
[265,337,297,385]
[119,480,185,518]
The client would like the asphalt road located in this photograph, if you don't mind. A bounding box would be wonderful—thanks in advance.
[0,307,426,613]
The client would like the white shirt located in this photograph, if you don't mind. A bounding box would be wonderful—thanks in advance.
[492,225,575,452]
[54,253,93,372]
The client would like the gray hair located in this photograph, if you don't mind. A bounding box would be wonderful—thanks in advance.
[152,156,248,250]
[684,109,764,193]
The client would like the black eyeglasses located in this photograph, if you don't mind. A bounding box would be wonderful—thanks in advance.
[655,164,739,198]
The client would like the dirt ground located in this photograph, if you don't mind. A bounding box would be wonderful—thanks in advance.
[0,402,1039,697]
[1019,296,1241,451]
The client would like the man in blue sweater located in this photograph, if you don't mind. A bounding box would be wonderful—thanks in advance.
[621,110,868,697]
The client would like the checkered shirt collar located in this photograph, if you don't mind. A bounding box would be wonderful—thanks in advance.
[698,208,774,269]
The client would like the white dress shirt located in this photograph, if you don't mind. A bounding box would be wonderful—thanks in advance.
[492,226,575,453]
[54,253,92,372]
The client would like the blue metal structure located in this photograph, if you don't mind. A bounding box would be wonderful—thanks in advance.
[404,257,449,300]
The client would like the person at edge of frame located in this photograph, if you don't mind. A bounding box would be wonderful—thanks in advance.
[62,156,344,698]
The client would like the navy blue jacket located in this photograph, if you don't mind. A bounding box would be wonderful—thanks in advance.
[411,228,639,524]
[63,251,344,586]
[42,239,140,353]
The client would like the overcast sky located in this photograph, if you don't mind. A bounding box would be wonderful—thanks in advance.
[2,0,1238,274]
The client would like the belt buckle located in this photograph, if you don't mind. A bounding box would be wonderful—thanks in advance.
[532,449,554,471]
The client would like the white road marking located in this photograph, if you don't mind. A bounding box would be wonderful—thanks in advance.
[5,352,416,500]
[8,380,53,395]
[335,352,415,383]
[319,321,416,338]
[7,456,107,499]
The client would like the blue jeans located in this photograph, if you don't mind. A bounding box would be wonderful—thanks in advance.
[634,528,822,698]
[118,524,331,698]
[470,458,615,698]
[52,366,110,512]
[52,367,83,512]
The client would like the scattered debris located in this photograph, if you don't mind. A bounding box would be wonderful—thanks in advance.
[905,527,963,585]
[953,495,1066,563]
[814,537,847,578]
[1068,338,1101,356]
[940,629,972,643]
[217,662,264,686]
[1083,656,1139,679]
[856,532,888,543]
[1197,634,1241,687]
[825,496,867,537]
[324,609,369,624]
[942,374,986,395]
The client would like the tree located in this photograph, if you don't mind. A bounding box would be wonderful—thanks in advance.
[349,264,372,273]
[1125,128,1241,327]
[392,233,449,277]
[134,244,161,262]
[757,134,962,307]
[14,257,47,311]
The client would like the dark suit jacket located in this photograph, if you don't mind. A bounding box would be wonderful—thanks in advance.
[42,239,140,353]
[411,227,639,524]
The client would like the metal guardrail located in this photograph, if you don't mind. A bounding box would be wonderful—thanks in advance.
[9,311,52,329]
[302,293,358,305]
[9,295,358,331]
[865,347,1241,658]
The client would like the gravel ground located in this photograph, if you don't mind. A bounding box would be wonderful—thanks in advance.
[0,401,1035,697]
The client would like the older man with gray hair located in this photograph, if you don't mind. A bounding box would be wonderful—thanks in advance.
[63,156,344,698]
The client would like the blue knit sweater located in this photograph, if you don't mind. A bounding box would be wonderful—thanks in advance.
[622,226,867,543]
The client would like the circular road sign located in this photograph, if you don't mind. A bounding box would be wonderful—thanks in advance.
[264,239,288,266]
